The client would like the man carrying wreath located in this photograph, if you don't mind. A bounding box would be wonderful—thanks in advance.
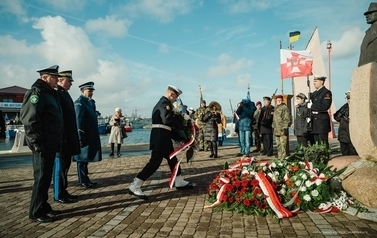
[128,85,194,200]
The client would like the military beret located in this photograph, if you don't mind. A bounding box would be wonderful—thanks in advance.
[256,101,262,106]
[201,100,206,104]
[36,65,60,76]
[168,85,182,96]
[275,95,283,100]
[79,81,95,91]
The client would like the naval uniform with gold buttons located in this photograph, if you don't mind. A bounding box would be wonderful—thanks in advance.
[310,86,332,145]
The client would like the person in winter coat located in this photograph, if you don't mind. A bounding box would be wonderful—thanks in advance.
[20,65,63,223]
[258,97,274,156]
[272,95,291,159]
[252,101,262,152]
[294,93,310,147]
[333,92,357,155]
[236,98,256,157]
[108,107,127,157]
[73,82,102,189]
[201,101,222,158]
[53,70,81,204]
[217,111,227,146]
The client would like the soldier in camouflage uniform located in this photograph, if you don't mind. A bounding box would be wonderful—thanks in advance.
[272,95,291,159]
[194,100,208,151]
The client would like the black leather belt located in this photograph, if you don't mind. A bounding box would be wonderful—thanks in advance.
[312,111,327,115]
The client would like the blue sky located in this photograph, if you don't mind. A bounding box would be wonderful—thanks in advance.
[0,0,371,117]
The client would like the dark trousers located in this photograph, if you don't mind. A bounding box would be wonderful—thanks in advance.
[209,141,218,156]
[262,133,273,156]
[29,151,55,219]
[53,156,71,200]
[340,142,358,156]
[77,162,90,184]
[137,151,181,181]
[313,133,329,147]
[296,135,308,147]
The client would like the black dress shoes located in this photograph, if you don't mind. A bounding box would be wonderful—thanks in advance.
[80,183,93,188]
[55,197,77,203]
[88,181,98,186]
[176,183,194,190]
[30,215,53,223]
[46,210,61,216]
[66,192,78,199]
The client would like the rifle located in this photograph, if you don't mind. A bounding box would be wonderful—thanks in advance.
[306,76,312,132]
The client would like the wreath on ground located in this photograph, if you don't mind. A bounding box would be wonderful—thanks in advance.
[204,144,362,218]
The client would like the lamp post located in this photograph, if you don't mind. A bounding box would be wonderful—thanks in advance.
[326,40,336,138]
[327,40,332,90]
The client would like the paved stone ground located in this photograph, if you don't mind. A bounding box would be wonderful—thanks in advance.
[1,140,377,238]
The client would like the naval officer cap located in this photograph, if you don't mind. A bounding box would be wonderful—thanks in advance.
[168,85,182,96]
[314,75,326,81]
[263,96,271,101]
[59,70,73,81]
[36,65,60,76]
[79,81,95,91]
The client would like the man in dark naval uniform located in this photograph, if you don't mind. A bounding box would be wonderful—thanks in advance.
[20,65,63,223]
[53,70,81,203]
[128,85,194,200]
[309,76,332,146]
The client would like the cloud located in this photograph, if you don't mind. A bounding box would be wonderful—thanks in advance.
[37,0,85,11]
[120,0,201,23]
[32,15,98,73]
[207,53,254,77]
[219,0,285,13]
[321,27,364,59]
[159,43,169,53]
[0,0,27,21]
[85,15,132,37]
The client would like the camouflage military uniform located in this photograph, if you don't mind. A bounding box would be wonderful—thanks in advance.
[272,103,291,159]
[194,105,208,150]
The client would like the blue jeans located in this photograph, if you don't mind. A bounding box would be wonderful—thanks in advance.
[239,130,251,155]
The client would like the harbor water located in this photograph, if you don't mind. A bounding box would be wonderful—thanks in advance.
[0,129,152,151]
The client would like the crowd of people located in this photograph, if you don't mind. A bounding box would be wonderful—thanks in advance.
[20,64,357,223]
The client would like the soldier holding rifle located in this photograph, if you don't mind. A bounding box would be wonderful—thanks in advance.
[308,76,332,147]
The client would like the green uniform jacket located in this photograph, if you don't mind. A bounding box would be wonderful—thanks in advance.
[272,103,291,136]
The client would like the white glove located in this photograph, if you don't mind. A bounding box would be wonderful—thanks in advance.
[183,114,190,120]
[307,102,312,108]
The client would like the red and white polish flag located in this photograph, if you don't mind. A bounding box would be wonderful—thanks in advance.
[280,49,313,79]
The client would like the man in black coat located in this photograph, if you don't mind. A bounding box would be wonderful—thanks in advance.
[258,97,274,156]
[53,70,81,203]
[309,76,332,146]
[333,92,357,155]
[128,85,193,200]
[20,65,63,223]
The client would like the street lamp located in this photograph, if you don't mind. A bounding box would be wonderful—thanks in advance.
[326,40,332,90]
[326,40,336,138]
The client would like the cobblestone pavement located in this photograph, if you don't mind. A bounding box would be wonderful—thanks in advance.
[1,140,377,238]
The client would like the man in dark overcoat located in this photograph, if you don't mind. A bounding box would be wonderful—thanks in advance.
[358,2,377,67]
[73,82,102,188]
[128,85,193,200]
[309,76,332,146]
[53,70,81,203]
[20,65,63,223]
[258,96,274,156]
